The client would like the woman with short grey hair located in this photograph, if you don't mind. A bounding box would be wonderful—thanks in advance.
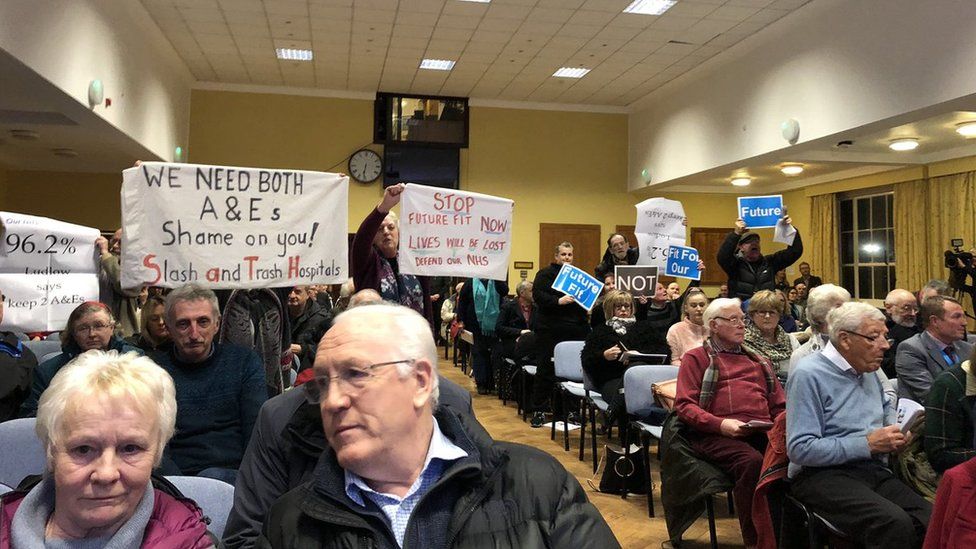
[1,350,214,548]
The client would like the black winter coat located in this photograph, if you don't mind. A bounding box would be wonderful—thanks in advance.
[581,322,670,389]
[257,408,619,549]
[594,246,639,278]
[532,263,588,334]
[0,332,36,422]
[716,230,803,301]
[289,300,332,370]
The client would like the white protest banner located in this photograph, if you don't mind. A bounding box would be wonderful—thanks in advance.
[120,162,348,290]
[634,198,686,269]
[0,212,101,331]
[398,184,513,281]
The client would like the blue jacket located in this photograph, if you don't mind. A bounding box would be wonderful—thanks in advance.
[19,336,142,417]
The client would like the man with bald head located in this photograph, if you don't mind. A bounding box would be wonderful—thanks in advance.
[882,289,922,378]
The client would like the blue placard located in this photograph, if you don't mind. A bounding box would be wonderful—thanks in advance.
[737,194,784,229]
[551,263,603,311]
[665,245,701,280]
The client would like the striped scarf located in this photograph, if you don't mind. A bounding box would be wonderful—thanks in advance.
[699,338,778,410]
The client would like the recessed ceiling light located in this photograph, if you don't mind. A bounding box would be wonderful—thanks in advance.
[9,129,39,140]
[459,0,490,3]
[731,177,751,187]
[420,59,456,71]
[52,148,78,158]
[956,122,976,137]
[780,164,804,176]
[553,67,590,78]
[889,138,919,151]
[623,0,678,16]
[275,48,313,61]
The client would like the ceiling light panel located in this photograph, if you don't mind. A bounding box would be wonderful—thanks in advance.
[420,59,457,70]
[553,67,591,78]
[623,0,678,16]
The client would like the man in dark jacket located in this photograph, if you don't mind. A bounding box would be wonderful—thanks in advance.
[594,233,638,279]
[256,303,617,549]
[0,288,37,421]
[286,285,332,371]
[529,242,590,427]
[881,288,922,378]
[222,363,475,548]
[717,215,803,301]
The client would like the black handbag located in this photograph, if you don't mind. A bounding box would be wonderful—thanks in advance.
[595,443,649,495]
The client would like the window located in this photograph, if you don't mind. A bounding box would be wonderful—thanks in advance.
[839,192,894,301]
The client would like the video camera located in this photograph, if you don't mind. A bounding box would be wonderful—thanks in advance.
[945,238,974,269]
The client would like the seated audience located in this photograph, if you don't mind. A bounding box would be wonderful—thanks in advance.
[222,312,476,549]
[882,288,922,378]
[923,346,976,472]
[256,304,618,547]
[351,183,430,317]
[924,458,976,549]
[95,230,142,337]
[918,279,952,304]
[126,294,170,352]
[666,288,707,365]
[331,279,354,314]
[590,271,617,328]
[642,262,704,334]
[312,284,335,312]
[286,285,332,371]
[792,282,808,322]
[594,232,638,279]
[675,298,785,548]
[774,289,799,332]
[793,261,823,289]
[896,295,972,403]
[153,284,267,484]
[787,302,931,549]
[457,277,509,394]
[21,301,141,417]
[774,270,790,293]
[582,291,670,428]
[717,283,729,299]
[0,287,38,422]
[0,350,213,547]
[439,283,461,342]
[789,284,851,371]
[717,215,802,301]
[494,280,535,363]
[743,290,800,380]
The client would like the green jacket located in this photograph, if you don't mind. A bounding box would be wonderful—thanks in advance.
[924,360,976,473]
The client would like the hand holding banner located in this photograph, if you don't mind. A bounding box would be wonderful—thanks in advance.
[665,245,701,280]
[398,184,513,281]
[120,162,349,290]
[737,195,784,229]
[551,263,603,311]
[0,212,101,331]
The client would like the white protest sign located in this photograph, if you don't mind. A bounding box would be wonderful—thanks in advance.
[0,212,101,331]
[634,198,686,269]
[398,184,513,281]
[120,162,349,289]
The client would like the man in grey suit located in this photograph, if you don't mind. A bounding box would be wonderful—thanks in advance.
[895,295,972,403]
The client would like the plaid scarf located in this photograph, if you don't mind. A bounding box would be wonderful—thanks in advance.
[699,338,778,410]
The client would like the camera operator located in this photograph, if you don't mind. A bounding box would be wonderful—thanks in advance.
[945,241,976,316]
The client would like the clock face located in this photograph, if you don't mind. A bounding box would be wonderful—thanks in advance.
[348,149,383,183]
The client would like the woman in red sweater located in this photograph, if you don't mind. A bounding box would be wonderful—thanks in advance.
[675,297,785,548]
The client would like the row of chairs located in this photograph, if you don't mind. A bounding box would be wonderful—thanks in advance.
[0,418,234,538]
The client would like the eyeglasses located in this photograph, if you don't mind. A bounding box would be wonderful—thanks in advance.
[842,330,887,345]
[713,316,745,325]
[304,358,415,403]
[750,310,779,318]
[73,322,113,334]
[895,304,919,314]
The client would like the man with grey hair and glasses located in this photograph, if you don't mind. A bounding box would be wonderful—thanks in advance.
[259,303,617,548]
[787,302,931,549]
[881,288,922,378]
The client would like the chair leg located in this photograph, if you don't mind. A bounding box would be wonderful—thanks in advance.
[621,424,631,500]
[563,397,571,451]
[727,491,735,516]
[642,433,655,518]
[578,402,587,462]
[591,404,599,473]
[705,497,718,549]
[550,385,559,441]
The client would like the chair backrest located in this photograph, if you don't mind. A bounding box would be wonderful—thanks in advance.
[0,418,46,487]
[164,475,235,539]
[40,351,61,364]
[553,340,585,381]
[24,339,62,360]
[623,365,680,416]
[0,482,12,495]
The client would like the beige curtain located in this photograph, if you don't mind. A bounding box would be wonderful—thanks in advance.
[894,172,976,292]
[809,194,839,284]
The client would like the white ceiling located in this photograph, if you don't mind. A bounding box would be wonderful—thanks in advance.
[140,0,811,107]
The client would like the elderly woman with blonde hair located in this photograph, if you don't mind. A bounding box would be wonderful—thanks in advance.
[0,350,214,548]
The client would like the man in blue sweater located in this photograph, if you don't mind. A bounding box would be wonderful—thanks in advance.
[155,284,267,485]
[787,302,931,549]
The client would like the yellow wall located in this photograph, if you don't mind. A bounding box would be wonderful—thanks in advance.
[2,170,121,230]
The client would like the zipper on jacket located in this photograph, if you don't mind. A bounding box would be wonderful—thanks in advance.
[444,453,510,547]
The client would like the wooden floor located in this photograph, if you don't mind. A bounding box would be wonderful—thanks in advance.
[438,357,747,549]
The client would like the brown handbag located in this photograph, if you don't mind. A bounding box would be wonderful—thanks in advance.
[652,378,678,411]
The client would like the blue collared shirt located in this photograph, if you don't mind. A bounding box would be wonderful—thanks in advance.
[344,419,468,547]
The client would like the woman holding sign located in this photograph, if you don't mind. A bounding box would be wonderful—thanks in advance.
[19,302,142,417]
[351,183,430,319]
